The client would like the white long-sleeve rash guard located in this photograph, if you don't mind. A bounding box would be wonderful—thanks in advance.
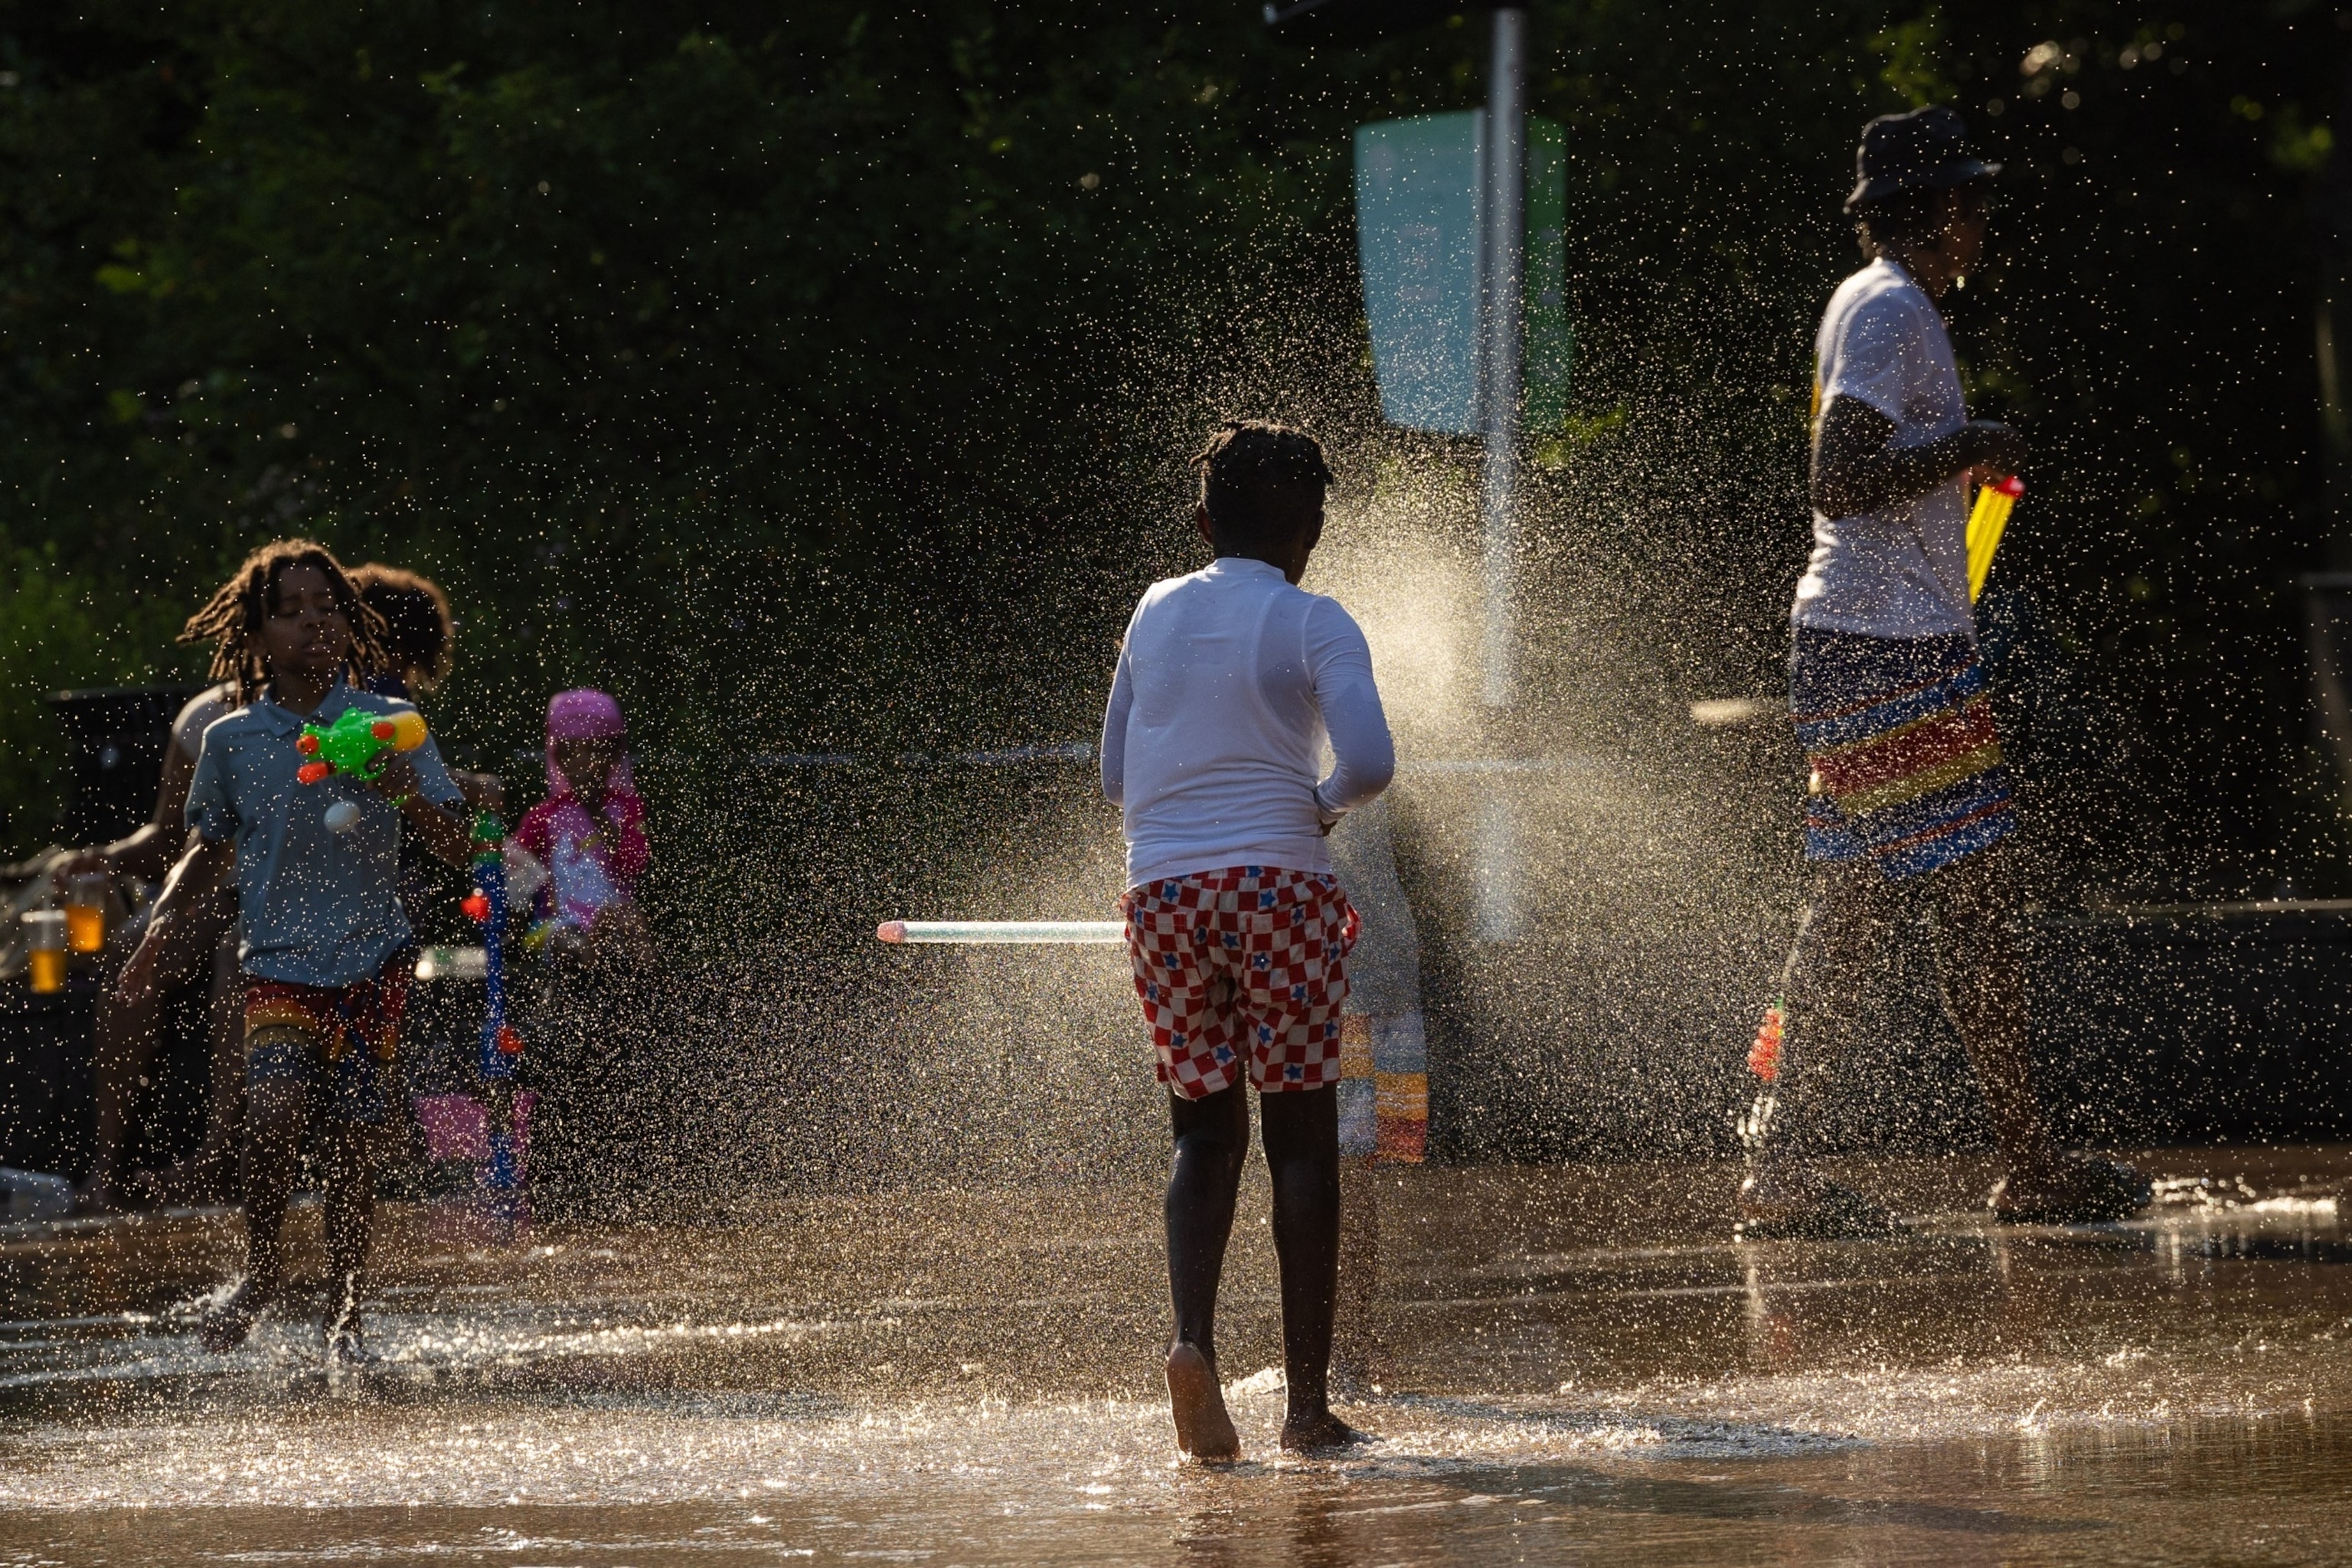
[1099,556,1396,890]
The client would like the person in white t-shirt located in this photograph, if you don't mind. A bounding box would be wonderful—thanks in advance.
[1741,106,2150,1236]
[1102,420,1394,1459]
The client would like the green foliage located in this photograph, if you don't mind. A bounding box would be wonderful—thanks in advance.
[0,550,187,849]
[0,0,1355,848]
[0,2,2341,891]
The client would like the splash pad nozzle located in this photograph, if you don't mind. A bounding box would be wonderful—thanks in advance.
[876,920,1125,945]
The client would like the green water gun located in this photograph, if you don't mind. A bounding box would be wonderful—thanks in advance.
[295,707,428,786]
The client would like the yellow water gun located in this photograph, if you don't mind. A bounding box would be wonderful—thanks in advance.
[1965,474,2024,602]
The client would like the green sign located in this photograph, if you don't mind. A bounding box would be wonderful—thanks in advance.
[1354,111,1573,436]
[1524,116,1573,433]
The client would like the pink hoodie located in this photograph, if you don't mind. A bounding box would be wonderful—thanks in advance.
[513,689,648,929]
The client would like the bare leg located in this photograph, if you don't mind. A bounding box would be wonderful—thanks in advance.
[1926,849,2149,1220]
[1754,864,1893,1168]
[1738,864,1904,1236]
[1165,1083,1246,1459]
[189,916,247,1199]
[202,1072,305,1351]
[1332,1157,1380,1383]
[1753,846,2143,1226]
[87,982,166,1207]
[1260,1085,1367,1452]
[198,927,248,1195]
[1923,848,2054,1169]
[318,1122,378,1360]
[142,913,243,1205]
[85,910,210,1207]
[239,1075,305,1301]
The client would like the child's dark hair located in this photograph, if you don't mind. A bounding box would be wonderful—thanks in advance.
[350,563,456,691]
[178,539,388,704]
[1194,420,1334,545]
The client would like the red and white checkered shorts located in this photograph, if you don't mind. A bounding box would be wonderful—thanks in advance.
[1122,865,1357,1099]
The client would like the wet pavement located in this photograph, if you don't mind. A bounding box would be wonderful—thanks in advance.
[4,1146,2350,1564]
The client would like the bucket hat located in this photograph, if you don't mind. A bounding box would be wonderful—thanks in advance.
[1845,105,2000,212]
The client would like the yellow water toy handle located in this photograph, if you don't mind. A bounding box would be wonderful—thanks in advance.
[1965,474,2024,603]
[383,709,429,751]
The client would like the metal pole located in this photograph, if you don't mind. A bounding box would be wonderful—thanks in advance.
[1474,5,1527,944]
[1480,6,1527,710]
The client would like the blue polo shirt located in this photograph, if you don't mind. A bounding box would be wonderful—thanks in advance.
[186,679,464,986]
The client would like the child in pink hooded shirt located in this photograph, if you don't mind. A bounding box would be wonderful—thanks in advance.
[511,689,655,1218]
[513,689,650,959]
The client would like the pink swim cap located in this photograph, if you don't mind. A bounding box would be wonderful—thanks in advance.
[544,688,635,798]
[547,688,626,740]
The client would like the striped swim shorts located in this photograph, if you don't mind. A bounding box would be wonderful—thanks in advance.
[1122,865,1357,1099]
[1791,628,2016,881]
[243,969,409,1124]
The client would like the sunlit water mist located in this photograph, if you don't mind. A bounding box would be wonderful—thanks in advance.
[1298,446,1805,1162]
[1308,459,1485,758]
[828,443,1811,1179]
[851,771,1161,1186]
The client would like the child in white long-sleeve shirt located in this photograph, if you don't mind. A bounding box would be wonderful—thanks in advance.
[1100,420,1395,1459]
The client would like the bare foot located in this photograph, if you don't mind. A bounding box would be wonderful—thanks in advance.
[325,1315,379,1368]
[1165,1342,1240,1459]
[198,1281,265,1353]
[324,1273,376,1367]
[1736,1168,1901,1240]
[1991,1152,2152,1225]
[1280,1409,1374,1453]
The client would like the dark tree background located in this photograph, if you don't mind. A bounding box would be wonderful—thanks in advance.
[1,1,2343,903]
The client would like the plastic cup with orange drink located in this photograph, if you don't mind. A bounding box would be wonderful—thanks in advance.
[23,910,67,995]
[64,871,107,954]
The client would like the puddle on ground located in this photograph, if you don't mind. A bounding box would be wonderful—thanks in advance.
[5,1148,2351,1563]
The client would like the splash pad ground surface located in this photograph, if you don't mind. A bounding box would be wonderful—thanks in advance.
[4,1148,2350,1565]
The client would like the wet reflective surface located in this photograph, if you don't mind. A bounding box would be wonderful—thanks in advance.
[5,1148,2350,1564]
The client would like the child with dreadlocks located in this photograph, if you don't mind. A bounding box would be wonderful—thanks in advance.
[120,540,475,1362]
